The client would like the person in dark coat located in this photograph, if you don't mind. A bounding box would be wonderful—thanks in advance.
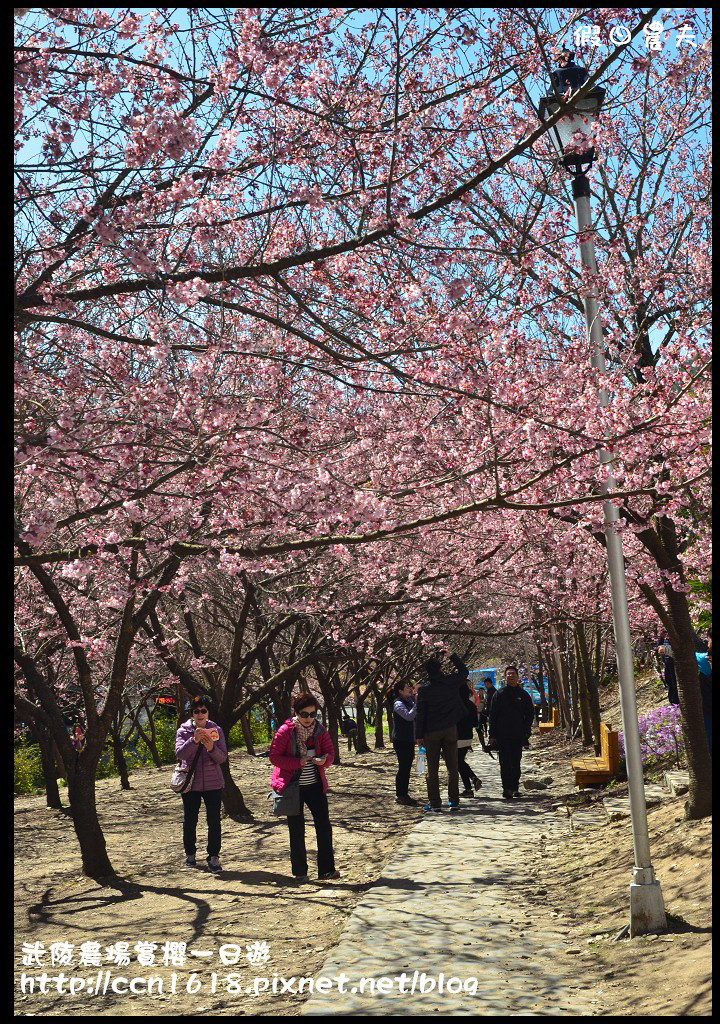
[457,679,482,797]
[477,676,497,743]
[341,712,358,752]
[488,665,535,800]
[696,648,712,756]
[657,639,679,705]
[392,680,418,806]
[415,653,469,812]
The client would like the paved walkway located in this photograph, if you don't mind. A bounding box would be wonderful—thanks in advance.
[302,749,601,1016]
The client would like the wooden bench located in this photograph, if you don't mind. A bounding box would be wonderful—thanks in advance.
[572,722,620,787]
[538,707,559,733]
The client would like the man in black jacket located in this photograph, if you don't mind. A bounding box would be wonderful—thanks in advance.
[415,653,469,811]
[488,665,535,800]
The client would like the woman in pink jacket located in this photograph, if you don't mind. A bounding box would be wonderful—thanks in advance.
[269,692,339,883]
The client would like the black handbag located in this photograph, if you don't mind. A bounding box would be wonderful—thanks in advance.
[270,730,302,816]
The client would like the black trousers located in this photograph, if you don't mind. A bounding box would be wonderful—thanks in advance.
[498,741,524,793]
[287,782,335,877]
[182,789,222,857]
[457,747,479,789]
[393,741,415,797]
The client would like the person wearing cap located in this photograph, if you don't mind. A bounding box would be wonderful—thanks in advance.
[175,695,228,872]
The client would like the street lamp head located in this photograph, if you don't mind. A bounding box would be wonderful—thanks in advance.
[538,49,605,176]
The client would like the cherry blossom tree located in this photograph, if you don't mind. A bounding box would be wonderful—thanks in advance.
[15,8,712,877]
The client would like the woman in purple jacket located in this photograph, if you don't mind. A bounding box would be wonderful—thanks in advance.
[175,695,228,873]
[269,692,339,883]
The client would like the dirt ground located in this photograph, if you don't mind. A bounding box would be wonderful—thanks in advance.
[529,732,712,1017]
[15,679,712,1016]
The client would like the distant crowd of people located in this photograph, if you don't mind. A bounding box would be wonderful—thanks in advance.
[172,632,712,879]
[172,656,536,879]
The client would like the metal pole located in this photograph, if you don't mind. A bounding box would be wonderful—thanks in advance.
[571,172,666,936]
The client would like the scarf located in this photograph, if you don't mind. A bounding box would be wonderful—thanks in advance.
[292,716,317,756]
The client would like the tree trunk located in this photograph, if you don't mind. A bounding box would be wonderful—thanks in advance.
[353,686,371,753]
[576,623,602,753]
[385,693,396,741]
[574,627,594,748]
[593,622,603,681]
[547,629,571,730]
[239,713,255,756]
[665,586,712,819]
[636,515,712,819]
[67,764,115,878]
[536,641,548,722]
[374,693,385,749]
[37,727,63,809]
[134,713,163,768]
[566,640,579,732]
[314,665,342,765]
[110,725,131,790]
[219,758,253,820]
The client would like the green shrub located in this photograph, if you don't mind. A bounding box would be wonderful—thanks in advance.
[228,713,270,750]
[14,741,45,794]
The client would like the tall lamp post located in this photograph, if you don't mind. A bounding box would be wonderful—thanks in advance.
[539,50,666,937]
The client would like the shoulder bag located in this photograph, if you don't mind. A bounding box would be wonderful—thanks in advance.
[170,742,203,794]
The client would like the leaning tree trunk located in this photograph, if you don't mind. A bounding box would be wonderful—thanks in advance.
[67,757,114,878]
[665,587,712,819]
[215,712,253,819]
[219,758,253,820]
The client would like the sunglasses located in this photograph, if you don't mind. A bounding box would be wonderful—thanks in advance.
[192,707,209,714]
[297,710,317,719]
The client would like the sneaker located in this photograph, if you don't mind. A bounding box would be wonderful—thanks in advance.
[184,855,197,868]
[422,803,443,812]
[291,874,310,884]
[459,789,475,798]
[513,790,521,799]
[318,870,341,880]
[472,777,483,791]
[502,790,514,801]
[448,801,460,812]
[395,795,419,806]
[207,856,222,873]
